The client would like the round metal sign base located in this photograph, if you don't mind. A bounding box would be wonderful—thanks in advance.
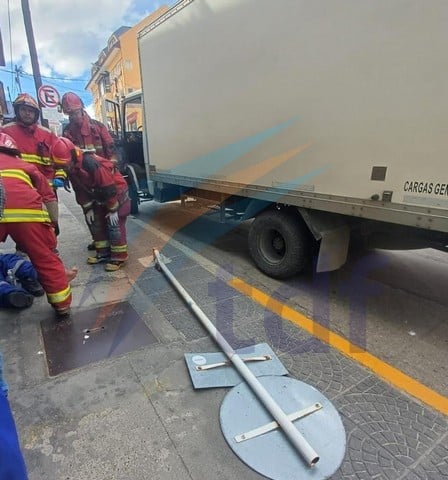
[220,375,346,480]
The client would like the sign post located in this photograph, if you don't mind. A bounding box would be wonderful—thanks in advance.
[38,85,64,134]
[38,84,60,108]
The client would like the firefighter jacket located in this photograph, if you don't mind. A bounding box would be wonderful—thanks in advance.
[0,151,56,224]
[1,122,60,186]
[63,114,116,160]
[68,152,128,214]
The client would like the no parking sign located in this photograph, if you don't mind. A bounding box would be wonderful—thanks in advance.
[37,85,60,108]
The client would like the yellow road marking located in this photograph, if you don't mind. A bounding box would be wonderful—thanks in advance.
[229,277,448,416]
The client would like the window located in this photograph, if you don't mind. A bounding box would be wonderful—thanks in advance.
[124,95,143,133]
[113,62,122,77]
[107,35,118,51]
[101,72,111,93]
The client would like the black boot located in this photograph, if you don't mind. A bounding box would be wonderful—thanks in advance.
[6,291,34,309]
[54,307,71,321]
[20,277,45,297]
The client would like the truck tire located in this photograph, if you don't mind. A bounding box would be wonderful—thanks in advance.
[248,208,310,279]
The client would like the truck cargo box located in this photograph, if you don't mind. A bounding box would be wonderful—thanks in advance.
[131,0,448,276]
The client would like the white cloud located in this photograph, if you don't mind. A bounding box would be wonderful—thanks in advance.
[1,0,173,107]
[3,0,135,77]
[84,102,96,119]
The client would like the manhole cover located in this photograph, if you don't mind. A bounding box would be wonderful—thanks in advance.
[41,301,157,376]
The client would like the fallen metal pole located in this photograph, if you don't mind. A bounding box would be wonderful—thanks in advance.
[153,249,319,467]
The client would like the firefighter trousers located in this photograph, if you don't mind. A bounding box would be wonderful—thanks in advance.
[91,199,131,262]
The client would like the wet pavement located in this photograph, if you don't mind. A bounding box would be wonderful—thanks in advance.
[0,191,447,480]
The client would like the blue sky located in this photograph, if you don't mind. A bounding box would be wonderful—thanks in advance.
[1,0,175,115]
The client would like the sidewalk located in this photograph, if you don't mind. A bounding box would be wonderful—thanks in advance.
[0,192,265,480]
[0,191,447,480]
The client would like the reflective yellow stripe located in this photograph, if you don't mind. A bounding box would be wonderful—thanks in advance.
[47,285,71,304]
[0,208,51,223]
[21,153,52,166]
[95,240,110,248]
[1,169,33,188]
[54,169,67,180]
[111,244,127,253]
[229,277,448,416]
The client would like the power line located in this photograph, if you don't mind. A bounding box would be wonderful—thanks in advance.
[0,67,90,96]
[0,69,89,99]
[32,71,89,82]
[0,67,89,82]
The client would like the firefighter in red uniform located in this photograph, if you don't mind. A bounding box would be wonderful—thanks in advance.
[1,93,63,189]
[0,133,77,318]
[61,92,116,162]
[51,137,130,272]
[61,92,117,250]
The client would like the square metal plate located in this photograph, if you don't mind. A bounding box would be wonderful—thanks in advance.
[41,301,157,376]
[184,343,289,389]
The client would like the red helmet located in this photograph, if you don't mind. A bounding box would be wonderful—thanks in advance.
[50,137,79,168]
[0,132,21,156]
[61,92,84,114]
[13,93,40,122]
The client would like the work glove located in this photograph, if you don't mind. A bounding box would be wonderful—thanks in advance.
[85,209,95,225]
[46,201,59,224]
[106,211,119,227]
[53,222,60,236]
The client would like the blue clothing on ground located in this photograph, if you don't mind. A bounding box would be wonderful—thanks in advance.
[0,353,28,479]
[0,254,37,281]
[0,254,36,308]
[0,352,7,396]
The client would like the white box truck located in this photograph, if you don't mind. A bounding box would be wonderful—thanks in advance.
[119,0,448,278]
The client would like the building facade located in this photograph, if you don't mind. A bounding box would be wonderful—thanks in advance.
[86,6,169,130]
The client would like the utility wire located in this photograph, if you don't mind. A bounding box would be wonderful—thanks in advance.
[43,74,88,82]
[0,67,88,82]
[0,67,90,98]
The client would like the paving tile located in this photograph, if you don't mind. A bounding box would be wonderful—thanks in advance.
[335,377,448,468]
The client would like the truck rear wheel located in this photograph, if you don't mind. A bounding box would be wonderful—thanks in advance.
[248,209,310,278]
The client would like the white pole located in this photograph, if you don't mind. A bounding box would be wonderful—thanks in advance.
[153,249,319,467]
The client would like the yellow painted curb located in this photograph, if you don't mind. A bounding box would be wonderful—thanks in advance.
[229,277,448,416]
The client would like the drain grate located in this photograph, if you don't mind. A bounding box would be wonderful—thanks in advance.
[40,301,157,376]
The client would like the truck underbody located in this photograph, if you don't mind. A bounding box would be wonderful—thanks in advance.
[147,173,448,278]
